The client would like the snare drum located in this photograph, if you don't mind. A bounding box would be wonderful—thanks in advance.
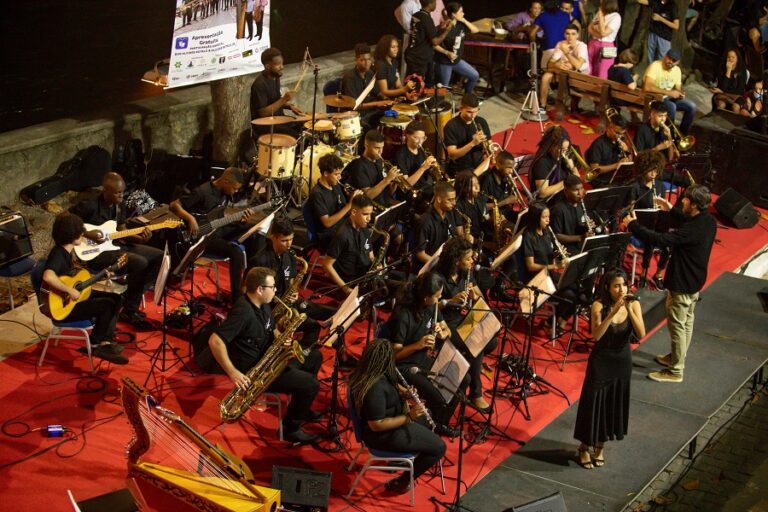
[257,133,297,178]
[304,119,335,145]
[334,111,362,141]
[380,114,412,161]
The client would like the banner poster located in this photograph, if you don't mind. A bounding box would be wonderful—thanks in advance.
[168,0,271,88]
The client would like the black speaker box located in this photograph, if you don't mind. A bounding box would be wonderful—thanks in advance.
[0,212,33,267]
[715,188,759,229]
[271,466,331,512]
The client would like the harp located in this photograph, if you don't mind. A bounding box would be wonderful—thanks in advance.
[121,377,280,512]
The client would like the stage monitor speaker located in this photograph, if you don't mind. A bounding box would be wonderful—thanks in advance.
[0,212,33,267]
[507,491,568,512]
[715,188,759,229]
[74,488,137,512]
[271,466,332,512]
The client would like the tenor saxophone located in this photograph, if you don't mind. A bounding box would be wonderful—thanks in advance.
[219,296,307,422]
[370,225,390,271]
[272,252,308,319]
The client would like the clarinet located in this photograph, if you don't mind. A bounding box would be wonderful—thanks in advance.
[395,368,436,430]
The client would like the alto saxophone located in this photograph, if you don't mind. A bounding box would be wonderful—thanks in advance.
[395,368,436,430]
[272,251,308,319]
[370,225,390,271]
[219,296,307,422]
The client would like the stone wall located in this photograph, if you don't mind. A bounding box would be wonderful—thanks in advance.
[0,50,352,207]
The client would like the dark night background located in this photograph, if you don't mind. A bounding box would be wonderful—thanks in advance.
[0,0,528,134]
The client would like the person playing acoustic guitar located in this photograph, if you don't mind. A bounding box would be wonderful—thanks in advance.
[42,213,127,365]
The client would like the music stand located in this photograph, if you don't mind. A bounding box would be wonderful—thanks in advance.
[374,201,408,231]
[144,243,196,388]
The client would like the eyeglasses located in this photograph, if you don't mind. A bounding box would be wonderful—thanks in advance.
[260,284,277,290]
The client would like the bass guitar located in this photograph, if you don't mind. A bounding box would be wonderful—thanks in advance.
[75,219,183,261]
[40,254,128,321]
[181,200,277,243]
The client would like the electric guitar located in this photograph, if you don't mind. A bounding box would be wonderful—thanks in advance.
[40,254,128,321]
[181,200,277,243]
[74,219,183,261]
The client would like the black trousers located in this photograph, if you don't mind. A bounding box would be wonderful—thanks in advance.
[297,300,334,348]
[88,244,163,313]
[245,12,254,39]
[364,422,446,479]
[65,290,120,344]
[203,237,246,301]
[267,349,321,432]
[448,328,499,400]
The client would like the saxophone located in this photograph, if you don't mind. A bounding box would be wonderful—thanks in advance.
[272,252,308,318]
[370,225,390,271]
[219,296,307,422]
[454,207,473,243]
[482,193,505,248]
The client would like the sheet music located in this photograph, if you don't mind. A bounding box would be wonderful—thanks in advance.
[354,77,377,111]
[154,243,171,306]
[519,269,556,314]
[491,229,524,270]
[237,211,275,243]
[456,297,502,357]
[324,286,361,347]
[429,341,470,403]
[374,201,406,227]
[418,242,445,276]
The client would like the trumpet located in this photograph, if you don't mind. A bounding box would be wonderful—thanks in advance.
[472,119,501,163]
[667,121,696,152]
[383,159,418,199]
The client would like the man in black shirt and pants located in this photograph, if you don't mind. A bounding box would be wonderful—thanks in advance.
[308,154,360,251]
[341,43,392,133]
[444,93,492,177]
[250,47,302,139]
[551,174,592,255]
[585,114,632,188]
[623,184,716,383]
[323,194,376,295]
[203,267,321,444]
[414,181,465,264]
[404,0,451,85]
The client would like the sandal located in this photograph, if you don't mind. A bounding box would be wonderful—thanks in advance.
[577,446,593,470]
[593,446,605,467]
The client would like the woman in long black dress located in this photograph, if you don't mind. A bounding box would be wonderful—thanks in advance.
[348,338,446,493]
[574,269,645,469]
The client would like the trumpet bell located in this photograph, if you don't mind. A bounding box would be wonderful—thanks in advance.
[678,135,696,152]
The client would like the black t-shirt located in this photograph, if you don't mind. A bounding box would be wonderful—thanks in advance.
[522,229,554,266]
[342,157,389,205]
[455,197,487,238]
[649,0,679,41]
[342,68,381,104]
[531,153,565,195]
[70,195,126,227]
[607,66,634,106]
[360,375,402,442]
[438,270,474,328]
[444,116,491,174]
[308,182,347,236]
[179,181,230,216]
[45,245,77,277]
[250,72,283,120]
[633,122,665,152]
[249,246,296,297]
[406,10,438,65]
[716,71,747,96]
[435,23,467,65]
[389,306,444,368]
[415,207,464,256]
[214,296,274,373]
[551,200,588,254]
[325,219,373,281]
[375,59,399,90]
[394,146,433,193]
[586,134,622,188]
[629,178,666,210]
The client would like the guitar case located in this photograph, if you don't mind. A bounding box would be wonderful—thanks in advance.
[20,146,112,204]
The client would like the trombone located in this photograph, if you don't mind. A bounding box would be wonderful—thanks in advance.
[666,121,696,152]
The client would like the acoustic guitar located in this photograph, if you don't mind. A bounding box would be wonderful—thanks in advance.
[40,254,128,321]
[75,219,183,261]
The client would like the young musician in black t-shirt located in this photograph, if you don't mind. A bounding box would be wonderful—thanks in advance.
[342,43,392,132]
[434,2,480,94]
[444,93,492,176]
[42,213,126,365]
[342,130,402,207]
[479,150,522,223]
[633,100,677,163]
[374,34,416,100]
[530,125,580,200]
[585,113,632,188]
[323,194,375,295]
[250,48,303,138]
[308,154,362,250]
[393,121,438,211]
[414,181,466,264]
[550,174,592,255]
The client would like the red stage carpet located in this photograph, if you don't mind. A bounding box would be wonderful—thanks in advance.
[1,117,767,511]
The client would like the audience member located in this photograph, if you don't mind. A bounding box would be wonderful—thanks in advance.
[607,49,639,106]
[505,1,544,42]
[587,0,622,79]
[531,0,572,50]
[540,23,589,107]
[639,0,680,63]
[710,49,747,113]
[643,48,696,135]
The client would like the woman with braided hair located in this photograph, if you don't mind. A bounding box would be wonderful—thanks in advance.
[348,338,446,494]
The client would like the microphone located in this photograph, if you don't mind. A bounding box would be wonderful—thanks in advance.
[409,366,438,377]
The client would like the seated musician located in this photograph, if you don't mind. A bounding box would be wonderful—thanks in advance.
[170,167,254,303]
[414,181,466,264]
[444,93,492,177]
[322,194,376,295]
[539,24,589,108]
[434,3,480,94]
[43,213,126,365]
[249,218,333,350]
[70,172,163,330]
[205,267,321,444]
[434,237,497,412]
[585,113,632,188]
[393,121,438,212]
[633,100,678,162]
[342,130,402,208]
[530,125,580,201]
[522,200,576,334]
[348,338,447,494]
[374,34,415,99]
[250,47,302,139]
[628,152,672,290]
[387,272,460,437]
[308,154,362,251]
[480,150,522,222]
[342,43,393,133]
[454,170,488,244]
[550,175,593,255]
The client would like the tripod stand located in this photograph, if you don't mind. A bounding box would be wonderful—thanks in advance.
[505,41,546,150]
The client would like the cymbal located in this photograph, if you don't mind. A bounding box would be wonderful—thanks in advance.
[251,115,296,126]
[293,112,332,123]
[324,94,356,108]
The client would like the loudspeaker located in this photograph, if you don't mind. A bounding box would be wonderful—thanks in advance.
[0,212,33,267]
[506,491,568,512]
[715,188,759,229]
[271,466,332,512]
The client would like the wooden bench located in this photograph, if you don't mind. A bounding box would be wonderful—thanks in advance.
[554,69,663,130]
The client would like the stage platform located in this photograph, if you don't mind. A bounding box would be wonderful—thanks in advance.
[461,272,768,512]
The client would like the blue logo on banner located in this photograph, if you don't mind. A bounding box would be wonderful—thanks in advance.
[175,37,189,50]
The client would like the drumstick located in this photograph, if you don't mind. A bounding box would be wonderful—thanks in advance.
[292,63,308,93]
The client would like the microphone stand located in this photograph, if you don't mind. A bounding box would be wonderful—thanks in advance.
[307,60,319,204]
